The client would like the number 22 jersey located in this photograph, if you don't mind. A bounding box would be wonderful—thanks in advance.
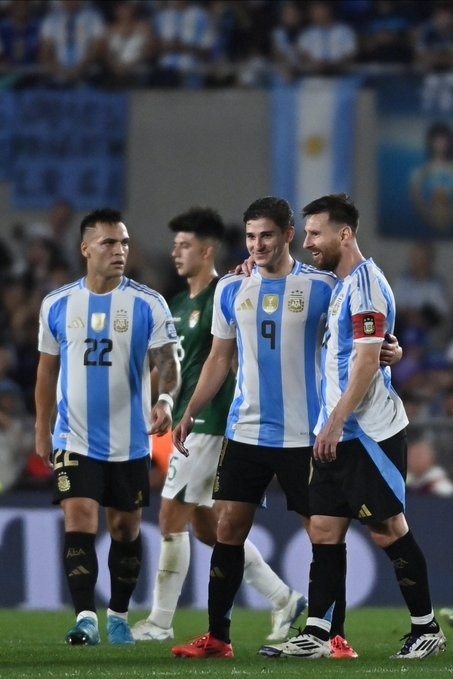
[38,276,177,462]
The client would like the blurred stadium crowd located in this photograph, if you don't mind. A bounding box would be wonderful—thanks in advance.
[0,0,453,89]
[1,0,453,495]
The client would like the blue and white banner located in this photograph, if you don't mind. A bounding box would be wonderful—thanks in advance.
[271,77,361,222]
[5,90,128,210]
[377,74,453,239]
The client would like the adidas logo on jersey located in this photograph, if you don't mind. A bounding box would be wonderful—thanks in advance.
[67,317,85,329]
[236,298,254,311]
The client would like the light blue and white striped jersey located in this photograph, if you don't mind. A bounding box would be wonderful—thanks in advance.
[38,276,177,462]
[314,258,408,442]
[212,261,335,447]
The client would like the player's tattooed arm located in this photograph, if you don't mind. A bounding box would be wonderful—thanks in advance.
[149,343,181,435]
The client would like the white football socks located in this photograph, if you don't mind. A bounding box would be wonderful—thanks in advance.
[243,539,291,609]
[149,531,190,629]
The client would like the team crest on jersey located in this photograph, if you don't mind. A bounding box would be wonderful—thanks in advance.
[363,316,376,335]
[57,472,71,493]
[91,312,106,332]
[262,294,279,314]
[113,309,128,333]
[189,310,200,328]
[288,290,304,313]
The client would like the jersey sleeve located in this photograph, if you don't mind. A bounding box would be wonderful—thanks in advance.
[211,278,237,340]
[350,266,387,344]
[37,297,60,355]
[148,293,178,349]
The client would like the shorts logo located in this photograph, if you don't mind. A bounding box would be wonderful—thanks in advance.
[363,316,376,336]
[91,313,106,332]
[57,473,71,493]
[288,290,304,313]
[358,504,372,519]
[113,309,128,333]
[262,295,279,314]
[189,310,200,328]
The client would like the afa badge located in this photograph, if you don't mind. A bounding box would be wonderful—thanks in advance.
[363,316,376,335]
[57,473,71,493]
[288,290,304,313]
[113,309,128,333]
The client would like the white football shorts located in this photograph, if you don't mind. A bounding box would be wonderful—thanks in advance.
[161,432,223,507]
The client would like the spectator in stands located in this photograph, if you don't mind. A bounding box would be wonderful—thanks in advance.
[0,377,33,493]
[151,0,216,88]
[27,198,80,276]
[271,1,305,83]
[0,0,40,84]
[406,438,453,497]
[393,242,449,349]
[359,0,413,65]
[413,1,453,72]
[410,122,453,235]
[101,0,157,88]
[38,0,105,86]
[297,0,358,75]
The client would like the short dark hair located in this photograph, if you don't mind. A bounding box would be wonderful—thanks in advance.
[302,193,359,232]
[168,207,224,242]
[80,208,123,239]
[243,197,294,232]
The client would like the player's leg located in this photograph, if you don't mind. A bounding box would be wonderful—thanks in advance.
[54,451,102,646]
[105,456,150,645]
[172,439,272,658]
[134,498,195,639]
[359,431,445,659]
[133,433,217,640]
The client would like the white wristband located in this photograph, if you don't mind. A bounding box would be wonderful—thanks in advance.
[158,393,174,410]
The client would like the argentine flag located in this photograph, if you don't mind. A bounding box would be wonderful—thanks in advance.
[271,77,361,217]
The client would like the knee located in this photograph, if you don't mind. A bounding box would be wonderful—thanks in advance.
[158,501,191,535]
[217,515,247,544]
[369,514,409,549]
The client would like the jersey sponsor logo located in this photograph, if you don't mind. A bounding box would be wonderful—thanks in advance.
[288,289,304,313]
[91,312,107,332]
[262,294,279,314]
[113,309,129,333]
[362,316,376,336]
[188,310,200,328]
[67,317,85,329]
[236,298,254,311]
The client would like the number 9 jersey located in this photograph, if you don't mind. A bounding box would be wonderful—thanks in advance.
[211,261,335,448]
[38,276,177,462]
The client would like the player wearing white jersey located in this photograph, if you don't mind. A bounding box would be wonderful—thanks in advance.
[132,206,307,645]
[170,197,347,660]
[35,208,180,647]
[213,261,333,448]
[261,193,445,661]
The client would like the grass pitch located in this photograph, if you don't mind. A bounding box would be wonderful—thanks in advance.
[0,607,451,678]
